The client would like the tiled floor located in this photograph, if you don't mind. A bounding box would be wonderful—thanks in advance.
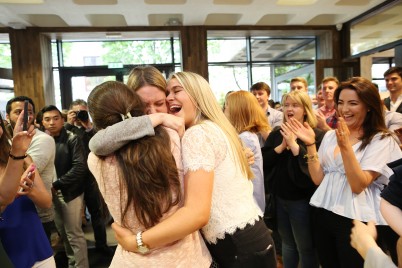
[53,223,117,268]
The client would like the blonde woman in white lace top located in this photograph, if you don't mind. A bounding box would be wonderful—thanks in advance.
[111,72,277,268]
[87,81,211,268]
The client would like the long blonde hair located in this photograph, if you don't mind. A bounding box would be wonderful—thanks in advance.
[282,90,317,128]
[225,90,271,134]
[170,72,253,179]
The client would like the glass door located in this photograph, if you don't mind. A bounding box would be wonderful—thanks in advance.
[58,64,174,109]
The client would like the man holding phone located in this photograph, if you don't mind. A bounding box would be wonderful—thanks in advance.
[6,96,57,242]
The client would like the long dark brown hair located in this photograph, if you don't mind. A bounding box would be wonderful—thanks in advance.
[0,112,11,166]
[87,81,181,228]
[334,77,391,151]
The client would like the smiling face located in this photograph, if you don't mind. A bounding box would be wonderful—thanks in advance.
[166,78,197,128]
[322,81,338,102]
[136,85,168,114]
[337,89,368,131]
[384,72,402,95]
[283,96,305,123]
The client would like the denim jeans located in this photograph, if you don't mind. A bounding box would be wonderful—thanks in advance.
[276,197,318,268]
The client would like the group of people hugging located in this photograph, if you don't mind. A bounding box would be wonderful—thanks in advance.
[1,65,402,268]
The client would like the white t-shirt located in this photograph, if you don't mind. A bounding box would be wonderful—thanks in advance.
[310,131,402,225]
[182,121,262,244]
[390,94,402,112]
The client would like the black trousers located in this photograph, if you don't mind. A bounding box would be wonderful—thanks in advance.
[313,208,398,268]
[84,177,107,248]
[377,225,399,265]
[207,218,277,268]
[313,208,364,268]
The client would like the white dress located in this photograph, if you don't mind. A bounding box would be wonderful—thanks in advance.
[310,130,402,224]
[182,120,263,244]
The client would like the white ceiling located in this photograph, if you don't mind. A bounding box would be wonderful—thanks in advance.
[0,0,396,62]
[0,0,387,28]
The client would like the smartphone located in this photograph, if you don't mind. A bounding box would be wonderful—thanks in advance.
[18,166,34,193]
[22,100,29,131]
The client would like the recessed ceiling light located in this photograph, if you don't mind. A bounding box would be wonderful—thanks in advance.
[105,32,122,38]
[0,0,43,3]
[277,0,317,5]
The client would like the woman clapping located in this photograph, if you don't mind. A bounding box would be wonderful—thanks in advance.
[286,77,402,268]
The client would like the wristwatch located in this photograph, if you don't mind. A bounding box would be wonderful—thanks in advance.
[136,231,150,254]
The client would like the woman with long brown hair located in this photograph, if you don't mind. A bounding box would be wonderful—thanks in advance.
[87,81,211,267]
[0,111,55,268]
[288,77,402,267]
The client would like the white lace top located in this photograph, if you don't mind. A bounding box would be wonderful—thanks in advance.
[182,121,263,244]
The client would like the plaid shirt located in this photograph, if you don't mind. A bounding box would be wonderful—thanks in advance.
[319,105,337,129]
[326,115,338,129]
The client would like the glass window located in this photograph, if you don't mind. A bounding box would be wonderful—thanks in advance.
[208,64,249,106]
[0,90,14,116]
[207,36,316,102]
[0,41,14,112]
[53,70,62,109]
[60,39,180,67]
[71,76,115,102]
[250,38,315,62]
[51,42,59,67]
[372,63,392,93]
[173,39,181,63]
[0,43,12,69]
[350,2,402,56]
[208,39,247,62]
[251,64,271,86]
[273,63,315,100]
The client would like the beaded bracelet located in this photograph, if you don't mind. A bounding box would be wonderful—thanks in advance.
[305,142,316,147]
[303,153,319,163]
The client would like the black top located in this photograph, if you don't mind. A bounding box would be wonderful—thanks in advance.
[52,128,88,202]
[381,157,402,210]
[262,127,326,200]
[384,97,402,114]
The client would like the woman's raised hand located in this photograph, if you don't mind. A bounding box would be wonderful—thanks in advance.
[280,123,297,147]
[286,118,315,145]
[17,164,36,196]
[11,110,35,155]
[335,117,351,149]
